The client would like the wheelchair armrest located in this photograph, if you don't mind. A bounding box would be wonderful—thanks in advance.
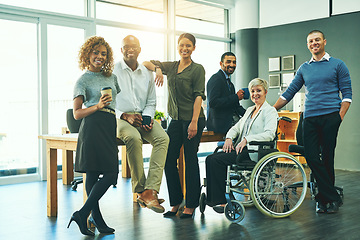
[288,144,305,155]
[248,141,275,148]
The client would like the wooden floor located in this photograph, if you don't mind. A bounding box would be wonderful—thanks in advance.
[1,159,360,240]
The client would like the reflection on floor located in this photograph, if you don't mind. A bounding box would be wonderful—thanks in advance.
[0,159,360,240]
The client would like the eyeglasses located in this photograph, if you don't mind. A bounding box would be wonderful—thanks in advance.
[123,45,140,51]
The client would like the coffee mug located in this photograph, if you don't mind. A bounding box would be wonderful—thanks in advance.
[242,87,250,100]
[101,87,112,98]
[142,115,151,126]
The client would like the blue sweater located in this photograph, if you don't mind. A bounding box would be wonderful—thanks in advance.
[282,57,352,118]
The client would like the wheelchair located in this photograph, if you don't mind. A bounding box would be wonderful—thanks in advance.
[199,117,308,223]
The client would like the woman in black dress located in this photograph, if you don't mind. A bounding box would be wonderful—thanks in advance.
[67,36,120,236]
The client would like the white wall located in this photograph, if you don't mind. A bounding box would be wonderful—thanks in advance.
[230,0,259,32]
[333,0,360,15]
[230,0,360,32]
[259,0,329,28]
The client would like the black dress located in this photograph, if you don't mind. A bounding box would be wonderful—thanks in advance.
[75,111,119,173]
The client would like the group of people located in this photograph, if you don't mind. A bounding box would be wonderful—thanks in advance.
[67,30,352,236]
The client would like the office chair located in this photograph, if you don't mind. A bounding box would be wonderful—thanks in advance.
[66,108,82,134]
[288,113,343,200]
[66,109,83,190]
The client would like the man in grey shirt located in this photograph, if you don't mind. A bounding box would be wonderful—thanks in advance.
[114,35,169,213]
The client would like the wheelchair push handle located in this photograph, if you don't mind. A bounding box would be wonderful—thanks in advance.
[278,116,292,123]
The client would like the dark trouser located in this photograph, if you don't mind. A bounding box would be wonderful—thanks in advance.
[164,118,205,208]
[205,149,251,206]
[303,111,342,204]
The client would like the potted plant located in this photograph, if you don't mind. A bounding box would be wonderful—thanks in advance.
[154,110,167,129]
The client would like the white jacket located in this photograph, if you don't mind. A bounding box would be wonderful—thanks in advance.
[225,101,278,161]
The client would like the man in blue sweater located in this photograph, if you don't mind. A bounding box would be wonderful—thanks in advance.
[274,30,352,214]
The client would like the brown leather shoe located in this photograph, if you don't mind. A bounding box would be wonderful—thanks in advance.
[137,189,165,213]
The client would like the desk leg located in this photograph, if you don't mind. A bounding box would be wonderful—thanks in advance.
[121,146,131,178]
[178,145,186,195]
[120,146,137,201]
[62,150,74,185]
[83,173,87,202]
[47,147,58,217]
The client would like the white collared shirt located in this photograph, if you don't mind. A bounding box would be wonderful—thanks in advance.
[113,58,156,119]
[309,52,330,63]
[220,69,230,79]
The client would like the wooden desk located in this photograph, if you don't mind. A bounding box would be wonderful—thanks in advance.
[39,134,127,217]
[39,131,224,217]
[39,134,77,217]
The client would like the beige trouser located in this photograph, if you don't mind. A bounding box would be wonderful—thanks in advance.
[117,118,169,193]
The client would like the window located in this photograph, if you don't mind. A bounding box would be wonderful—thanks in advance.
[0,0,229,183]
[47,25,85,135]
[96,0,164,29]
[0,0,84,16]
[185,38,226,82]
[0,19,38,178]
[176,0,226,37]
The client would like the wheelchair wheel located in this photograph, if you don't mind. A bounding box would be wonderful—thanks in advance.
[224,200,245,223]
[199,192,207,213]
[230,172,254,207]
[250,152,307,218]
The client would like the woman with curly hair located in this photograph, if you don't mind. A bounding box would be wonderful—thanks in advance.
[67,36,120,236]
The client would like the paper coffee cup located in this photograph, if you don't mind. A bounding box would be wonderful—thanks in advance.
[101,87,112,98]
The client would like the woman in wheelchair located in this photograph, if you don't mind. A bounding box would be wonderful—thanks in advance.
[205,78,278,213]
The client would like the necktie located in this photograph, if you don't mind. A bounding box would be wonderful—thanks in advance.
[227,78,234,93]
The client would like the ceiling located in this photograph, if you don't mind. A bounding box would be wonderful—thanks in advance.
[98,0,225,24]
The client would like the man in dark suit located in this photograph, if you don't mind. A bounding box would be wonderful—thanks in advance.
[206,52,246,133]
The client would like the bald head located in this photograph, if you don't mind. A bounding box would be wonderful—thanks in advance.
[122,35,140,47]
[121,35,141,69]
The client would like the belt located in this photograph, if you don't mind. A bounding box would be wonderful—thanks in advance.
[126,111,142,115]
[99,108,116,116]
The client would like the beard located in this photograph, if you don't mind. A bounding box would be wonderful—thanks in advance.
[224,66,235,75]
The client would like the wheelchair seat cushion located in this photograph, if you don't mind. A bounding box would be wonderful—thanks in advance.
[258,148,278,160]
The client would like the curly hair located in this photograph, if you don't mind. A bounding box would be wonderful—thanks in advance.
[78,36,114,77]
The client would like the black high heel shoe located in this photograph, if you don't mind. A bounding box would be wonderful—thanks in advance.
[163,211,177,217]
[179,208,195,219]
[163,204,184,218]
[67,211,95,236]
[88,216,115,234]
